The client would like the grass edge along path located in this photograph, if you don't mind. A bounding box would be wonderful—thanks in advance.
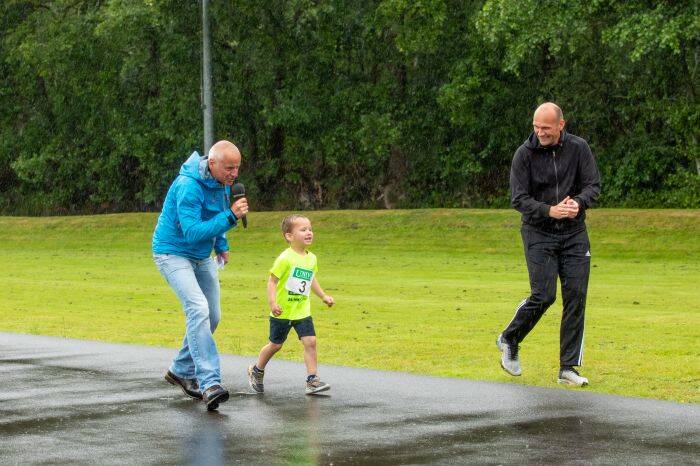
[0,209,698,403]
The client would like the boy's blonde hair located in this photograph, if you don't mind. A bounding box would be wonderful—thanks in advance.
[281,215,309,240]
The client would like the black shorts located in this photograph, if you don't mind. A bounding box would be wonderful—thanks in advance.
[269,316,316,344]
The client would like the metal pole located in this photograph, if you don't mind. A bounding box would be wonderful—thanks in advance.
[202,0,214,155]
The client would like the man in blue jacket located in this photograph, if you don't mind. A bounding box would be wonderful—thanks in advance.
[152,140,248,410]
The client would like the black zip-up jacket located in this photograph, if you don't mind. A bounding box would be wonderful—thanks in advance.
[510,130,601,232]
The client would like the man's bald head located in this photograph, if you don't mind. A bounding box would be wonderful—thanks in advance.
[208,140,241,186]
[208,140,239,161]
[533,102,565,147]
[534,102,563,121]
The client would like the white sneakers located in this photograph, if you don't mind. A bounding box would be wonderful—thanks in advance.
[558,368,589,387]
[496,334,522,376]
[497,334,590,387]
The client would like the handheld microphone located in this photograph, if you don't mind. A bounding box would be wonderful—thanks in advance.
[232,182,247,228]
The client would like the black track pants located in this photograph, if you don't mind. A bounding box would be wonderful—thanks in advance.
[502,224,591,367]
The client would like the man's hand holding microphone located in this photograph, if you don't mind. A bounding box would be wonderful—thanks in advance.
[231,197,248,221]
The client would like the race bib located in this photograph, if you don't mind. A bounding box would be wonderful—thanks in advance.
[285,267,314,296]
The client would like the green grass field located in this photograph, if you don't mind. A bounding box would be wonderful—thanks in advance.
[0,210,698,403]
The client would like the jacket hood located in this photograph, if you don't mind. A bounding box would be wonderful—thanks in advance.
[179,151,221,188]
[524,130,570,151]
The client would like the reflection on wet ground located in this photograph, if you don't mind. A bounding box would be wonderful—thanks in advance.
[1,333,698,465]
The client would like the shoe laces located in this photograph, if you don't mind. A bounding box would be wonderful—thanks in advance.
[507,342,520,360]
[307,376,321,385]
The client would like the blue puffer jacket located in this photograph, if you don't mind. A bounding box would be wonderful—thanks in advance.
[152,151,237,260]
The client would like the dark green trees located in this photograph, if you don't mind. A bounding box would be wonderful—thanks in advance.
[1,1,697,214]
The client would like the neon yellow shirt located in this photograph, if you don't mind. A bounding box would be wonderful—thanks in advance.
[269,248,318,320]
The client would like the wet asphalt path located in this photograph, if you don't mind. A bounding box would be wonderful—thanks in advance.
[0,333,698,465]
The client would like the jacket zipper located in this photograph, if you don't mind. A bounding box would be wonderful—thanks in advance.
[552,149,560,204]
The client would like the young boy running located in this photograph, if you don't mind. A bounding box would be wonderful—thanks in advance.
[247,215,334,395]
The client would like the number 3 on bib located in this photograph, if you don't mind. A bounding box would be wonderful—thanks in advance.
[285,267,314,296]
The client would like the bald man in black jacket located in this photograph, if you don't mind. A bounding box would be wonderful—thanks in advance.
[497,102,601,387]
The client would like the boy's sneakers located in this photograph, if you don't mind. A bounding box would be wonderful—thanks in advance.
[558,367,589,387]
[496,334,522,376]
[247,365,264,394]
[305,375,330,395]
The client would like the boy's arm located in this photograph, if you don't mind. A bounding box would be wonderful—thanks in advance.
[311,277,334,307]
[268,275,282,316]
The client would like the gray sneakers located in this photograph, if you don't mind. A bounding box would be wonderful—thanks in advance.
[496,334,522,376]
[248,366,331,395]
[558,368,589,387]
[496,334,588,386]
[247,365,264,394]
[305,375,330,395]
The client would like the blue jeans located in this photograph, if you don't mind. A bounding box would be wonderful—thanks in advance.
[153,254,221,391]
